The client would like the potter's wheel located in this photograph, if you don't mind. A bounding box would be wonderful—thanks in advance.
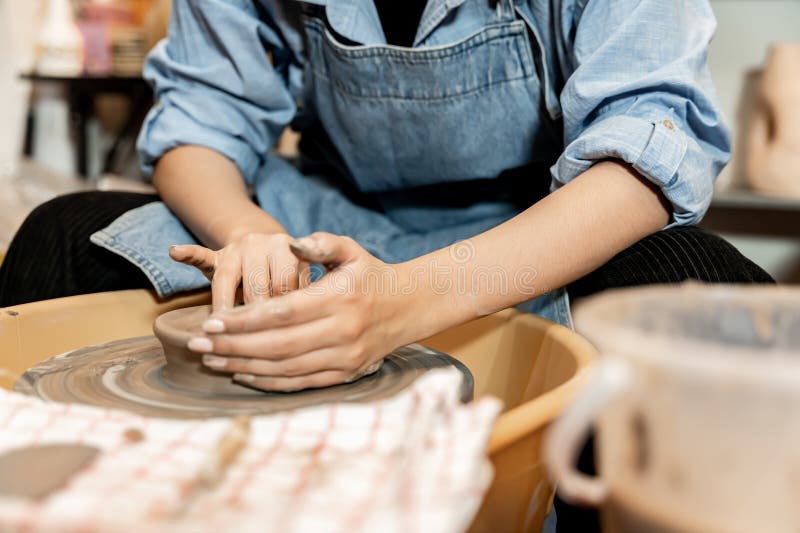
[15,336,474,419]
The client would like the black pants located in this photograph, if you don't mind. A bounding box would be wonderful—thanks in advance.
[0,191,775,532]
[0,192,158,306]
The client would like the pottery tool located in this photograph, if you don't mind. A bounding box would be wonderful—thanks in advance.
[198,415,251,485]
[171,416,251,519]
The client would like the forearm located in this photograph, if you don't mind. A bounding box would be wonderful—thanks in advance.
[402,161,670,339]
[153,145,285,249]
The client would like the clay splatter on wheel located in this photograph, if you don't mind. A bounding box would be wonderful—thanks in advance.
[16,336,473,419]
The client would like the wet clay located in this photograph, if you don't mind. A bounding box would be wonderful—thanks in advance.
[153,305,242,395]
[0,444,99,500]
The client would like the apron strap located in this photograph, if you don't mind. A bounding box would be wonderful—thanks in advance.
[495,0,517,20]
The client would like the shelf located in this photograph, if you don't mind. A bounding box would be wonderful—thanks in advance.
[703,189,800,238]
[711,190,800,212]
[19,73,148,92]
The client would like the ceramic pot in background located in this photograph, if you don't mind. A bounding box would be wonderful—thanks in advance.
[144,0,171,52]
[545,284,800,533]
[36,0,84,76]
[31,83,77,175]
[745,44,800,198]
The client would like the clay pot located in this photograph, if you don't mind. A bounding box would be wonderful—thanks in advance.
[144,0,171,52]
[36,0,85,76]
[153,305,253,395]
[745,44,800,198]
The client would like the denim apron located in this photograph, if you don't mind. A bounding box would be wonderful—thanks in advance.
[91,0,572,327]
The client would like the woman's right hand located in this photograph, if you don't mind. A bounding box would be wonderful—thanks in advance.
[169,233,310,311]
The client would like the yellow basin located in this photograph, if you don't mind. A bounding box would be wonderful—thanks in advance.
[0,290,595,532]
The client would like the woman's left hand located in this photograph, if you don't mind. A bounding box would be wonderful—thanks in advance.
[187,233,417,392]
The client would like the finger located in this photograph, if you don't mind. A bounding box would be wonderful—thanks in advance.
[169,244,217,279]
[298,261,312,289]
[242,249,270,304]
[201,347,345,377]
[344,360,384,383]
[201,288,331,334]
[289,233,361,270]
[211,255,242,312]
[189,316,342,359]
[234,370,352,392]
[269,249,301,296]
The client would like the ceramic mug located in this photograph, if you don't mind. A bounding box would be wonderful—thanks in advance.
[545,284,800,533]
[745,44,800,198]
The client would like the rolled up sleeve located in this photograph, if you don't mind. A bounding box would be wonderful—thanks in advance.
[137,0,300,184]
[552,0,731,226]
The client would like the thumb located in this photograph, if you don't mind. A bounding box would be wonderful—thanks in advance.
[289,233,360,270]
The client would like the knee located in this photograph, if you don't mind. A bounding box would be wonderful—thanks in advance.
[23,191,116,233]
[13,192,108,251]
[658,226,775,284]
[30,191,107,220]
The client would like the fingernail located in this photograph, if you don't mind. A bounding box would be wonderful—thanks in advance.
[203,318,225,333]
[289,239,311,253]
[188,337,213,352]
[234,373,255,383]
[202,354,227,369]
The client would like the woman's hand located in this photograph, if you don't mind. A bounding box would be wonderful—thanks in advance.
[169,233,310,311]
[185,233,420,392]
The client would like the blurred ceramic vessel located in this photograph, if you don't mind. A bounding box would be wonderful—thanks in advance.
[745,44,800,198]
[546,284,800,533]
[36,0,85,76]
[144,0,171,52]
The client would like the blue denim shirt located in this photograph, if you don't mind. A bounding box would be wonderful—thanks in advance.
[92,0,730,328]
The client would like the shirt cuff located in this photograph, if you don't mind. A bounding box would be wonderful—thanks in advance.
[552,113,714,227]
[137,103,264,185]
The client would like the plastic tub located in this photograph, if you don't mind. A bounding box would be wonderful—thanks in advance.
[0,290,595,532]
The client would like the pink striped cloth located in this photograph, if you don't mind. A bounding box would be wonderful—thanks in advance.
[0,369,500,533]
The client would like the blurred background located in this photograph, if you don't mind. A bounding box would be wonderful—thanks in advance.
[0,0,798,281]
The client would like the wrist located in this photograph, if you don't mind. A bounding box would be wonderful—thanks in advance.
[216,211,287,248]
[223,226,281,246]
[391,260,467,344]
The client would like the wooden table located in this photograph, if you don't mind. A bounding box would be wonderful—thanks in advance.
[21,73,152,179]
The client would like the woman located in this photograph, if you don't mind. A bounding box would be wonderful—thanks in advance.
[0,1,774,529]
[1,0,772,382]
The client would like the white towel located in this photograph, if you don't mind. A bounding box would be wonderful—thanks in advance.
[0,369,500,533]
